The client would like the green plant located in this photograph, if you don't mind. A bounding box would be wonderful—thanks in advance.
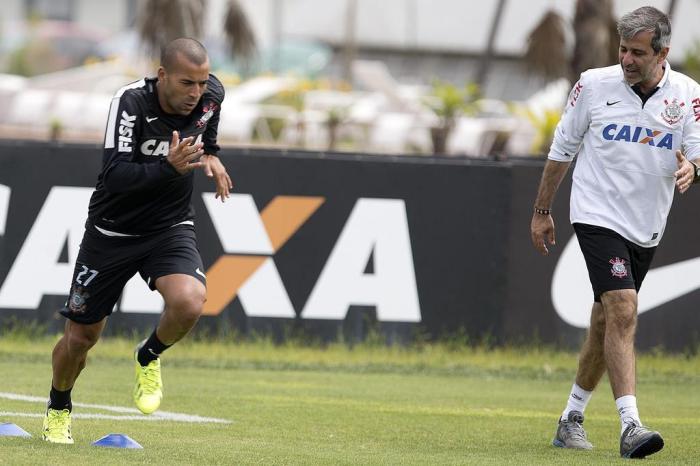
[49,117,63,141]
[252,116,285,142]
[423,80,480,154]
[683,39,700,83]
[424,81,480,120]
[516,107,562,156]
[264,79,320,147]
[325,106,349,151]
[510,106,561,156]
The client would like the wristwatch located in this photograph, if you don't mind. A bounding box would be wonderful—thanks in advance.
[692,160,700,184]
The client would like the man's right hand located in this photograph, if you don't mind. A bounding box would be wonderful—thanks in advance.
[167,131,205,174]
[531,212,556,255]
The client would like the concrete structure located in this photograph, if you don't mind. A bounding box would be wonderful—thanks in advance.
[3,0,700,100]
[1,0,698,152]
[2,1,698,59]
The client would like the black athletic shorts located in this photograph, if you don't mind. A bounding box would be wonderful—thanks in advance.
[60,222,206,324]
[573,223,656,302]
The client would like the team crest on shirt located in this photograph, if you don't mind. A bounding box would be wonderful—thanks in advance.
[67,286,89,314]
[196,102,218,128]
[661,98,685,125]
[609,257,628,278]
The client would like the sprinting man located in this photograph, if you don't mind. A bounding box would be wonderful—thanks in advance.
[42,38,232,444]
[530,6,700,459]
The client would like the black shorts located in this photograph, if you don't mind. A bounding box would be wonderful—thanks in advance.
[573,223,656,302]
[60,222,206,324]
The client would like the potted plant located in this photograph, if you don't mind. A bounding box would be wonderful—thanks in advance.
[423,80,480,154]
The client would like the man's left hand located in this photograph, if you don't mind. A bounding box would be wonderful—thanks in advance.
[201,154,233,202]
[674,150,694,194]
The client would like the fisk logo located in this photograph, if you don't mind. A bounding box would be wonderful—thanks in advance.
[692,97,700,122]
[569,81,583,107]
[118,111,136,153]
[0,187,421,323]
[602,124,673,149]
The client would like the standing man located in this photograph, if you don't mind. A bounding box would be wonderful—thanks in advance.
[42,38,232,444]
[531,6,700,459]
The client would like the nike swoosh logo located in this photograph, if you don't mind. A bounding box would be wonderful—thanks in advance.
[195,267,206,279]
[146,116,158,123]
[606,100,621,106]
[552,235,700,327]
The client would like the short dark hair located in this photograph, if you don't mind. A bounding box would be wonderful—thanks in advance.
[617,6,671,54]
[160,38,208,70]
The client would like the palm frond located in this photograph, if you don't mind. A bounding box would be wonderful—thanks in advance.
[571,0,615,79]
[524,10,568,81]
[223,0,257,63]
[137,0,205,60]
[607,16,620,65]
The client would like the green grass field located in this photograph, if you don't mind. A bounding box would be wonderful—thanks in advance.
[1,335,698,465]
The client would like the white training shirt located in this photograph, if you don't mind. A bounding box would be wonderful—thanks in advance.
[548,63,700,247]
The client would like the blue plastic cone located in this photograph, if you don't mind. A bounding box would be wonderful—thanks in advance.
[0,423,31,438]
[92,433,143,449]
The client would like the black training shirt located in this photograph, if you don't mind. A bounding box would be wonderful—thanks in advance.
[88,74,224,235]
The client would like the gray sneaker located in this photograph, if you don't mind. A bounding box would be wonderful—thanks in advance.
[620,421,664,459]
[552,411,593,450]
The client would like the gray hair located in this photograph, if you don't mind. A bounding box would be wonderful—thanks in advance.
[617,6,671,54]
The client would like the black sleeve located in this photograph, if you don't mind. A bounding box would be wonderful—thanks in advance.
[101,89,180,193]
[203,75,225,156]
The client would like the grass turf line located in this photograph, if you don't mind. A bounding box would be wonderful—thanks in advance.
[0,337,698,465]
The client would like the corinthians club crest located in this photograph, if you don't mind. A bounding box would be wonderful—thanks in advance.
[67,286,89,314]
[661,98,685,125]
[609,257,628,278]
[196,102,218,128]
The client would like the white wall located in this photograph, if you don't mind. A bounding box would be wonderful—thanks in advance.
[0,0,25,24]
[232,0,700,61]
[74,0,128,34]
[2,0,699,63]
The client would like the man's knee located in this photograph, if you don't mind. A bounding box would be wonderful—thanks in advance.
[601,289,637,331]
[589,304,606,334]
[65,322,102,353]
[166,287,205,322]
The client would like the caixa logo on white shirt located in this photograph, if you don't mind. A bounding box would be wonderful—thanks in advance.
[140,133,203,156]
[601,124,673,149]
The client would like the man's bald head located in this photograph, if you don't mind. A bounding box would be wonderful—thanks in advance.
[156,38,210,115]
[160,38,209,70]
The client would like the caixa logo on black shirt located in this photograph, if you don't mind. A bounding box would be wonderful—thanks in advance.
[140,133,203,156]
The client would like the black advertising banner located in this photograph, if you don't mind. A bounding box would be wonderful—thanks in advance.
[0,141,699,350]
[505,161,700,351]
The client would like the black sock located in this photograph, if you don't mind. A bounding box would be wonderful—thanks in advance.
[48,386,72,412]
[137,329,171,366]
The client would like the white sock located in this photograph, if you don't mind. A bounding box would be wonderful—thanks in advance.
[561,383,593,421]
[616,395,641,434]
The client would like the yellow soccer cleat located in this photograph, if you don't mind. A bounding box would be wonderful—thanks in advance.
[133,350,163,414]
[42,408,74,444]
